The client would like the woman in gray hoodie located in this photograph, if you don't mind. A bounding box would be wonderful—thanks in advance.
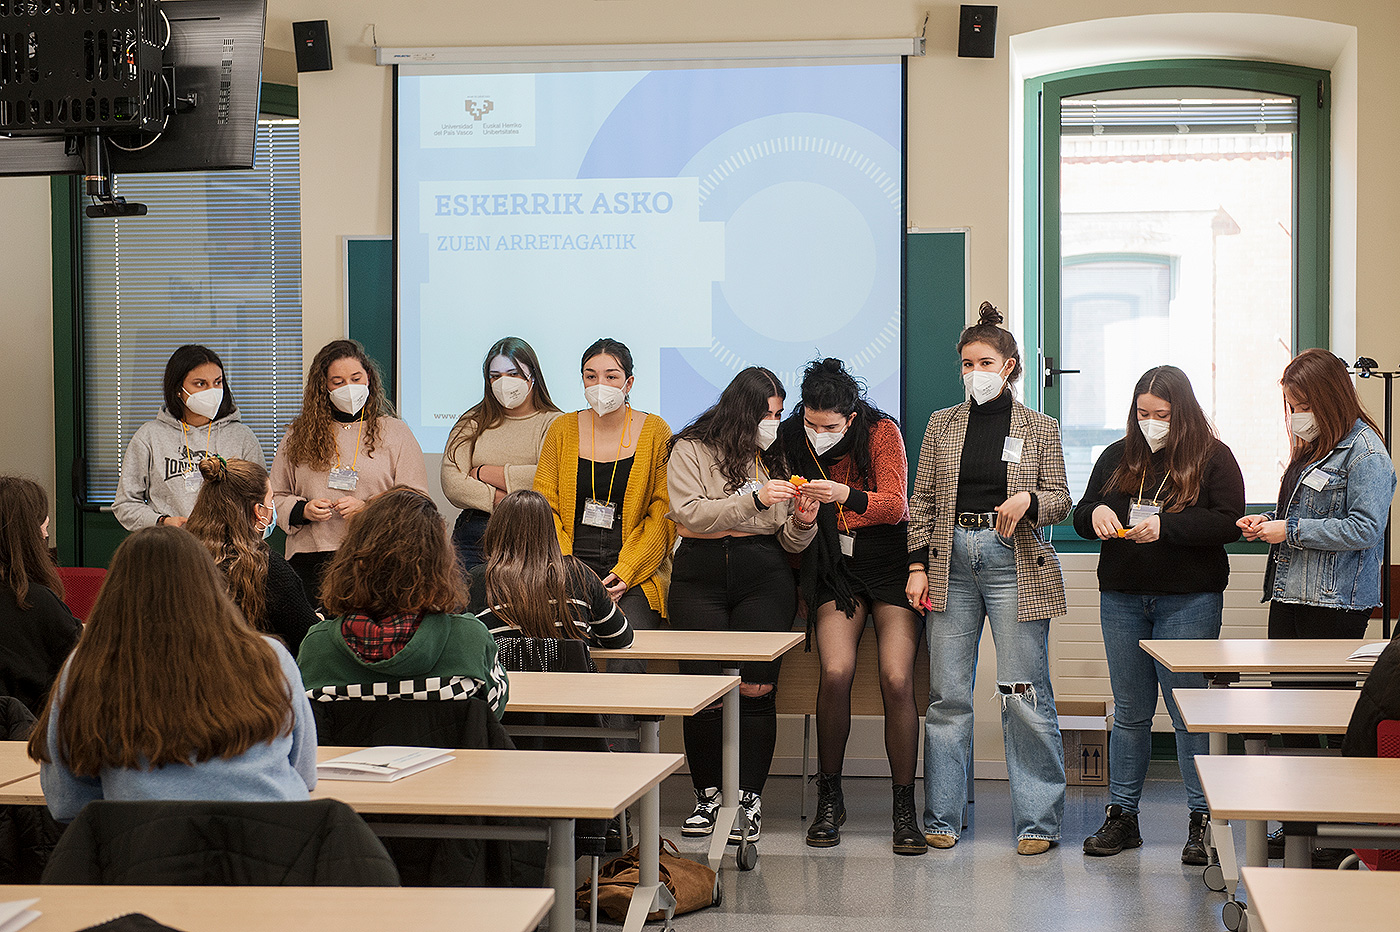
[113,344,265,530]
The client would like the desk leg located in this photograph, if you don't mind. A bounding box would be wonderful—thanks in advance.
[1283,832,1311,869]
[622,720,676,932]
[1242,736,1269,868]
[547,818,576,931]
[708,667,744,873]
[1203,732,1239,900]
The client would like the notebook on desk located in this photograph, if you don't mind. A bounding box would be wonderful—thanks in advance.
[317,747,455,782]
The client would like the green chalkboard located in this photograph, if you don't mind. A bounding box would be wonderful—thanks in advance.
[342,231,969,458]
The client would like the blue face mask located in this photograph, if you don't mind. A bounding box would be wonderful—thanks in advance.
[257,503,277,540]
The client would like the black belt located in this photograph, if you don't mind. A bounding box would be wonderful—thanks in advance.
[955,512,999,529]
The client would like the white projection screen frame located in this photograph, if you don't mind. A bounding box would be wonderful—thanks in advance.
[391,41,913,453]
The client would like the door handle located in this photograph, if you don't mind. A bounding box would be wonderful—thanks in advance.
[1043,357,1081,389]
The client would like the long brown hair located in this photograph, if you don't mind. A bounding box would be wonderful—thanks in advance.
[957,302,1023,383]
[669,367,785,492]
[282,340,393,470]
[480,490,586,640]
[1107,366,1218,510]
[444,337,561,467]
[0,477,62,609]
[186,457,271,630]
[27,526,294,775]
[320,487,466,619]
[1281,349,1383,466]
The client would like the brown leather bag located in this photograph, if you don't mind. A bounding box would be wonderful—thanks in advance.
[576,838,718,922]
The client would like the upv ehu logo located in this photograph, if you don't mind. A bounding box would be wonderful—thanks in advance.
[465,98,495,121]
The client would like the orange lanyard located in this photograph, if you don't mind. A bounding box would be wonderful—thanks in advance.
[806,437,850,535]
[588,405,631,503]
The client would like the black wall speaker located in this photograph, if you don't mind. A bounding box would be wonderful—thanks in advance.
[293,20,333,73]
[957,5,998,59]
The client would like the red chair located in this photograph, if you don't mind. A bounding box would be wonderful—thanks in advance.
[55,566,106,622]
[1352,719,1400,871]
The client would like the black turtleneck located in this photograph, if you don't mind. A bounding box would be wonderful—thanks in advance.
[955,390,1012,513]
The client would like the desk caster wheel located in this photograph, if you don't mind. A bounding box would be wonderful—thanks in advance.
[737,842,758,871]
[1203,863,1226,892]
[1222,900,1247,932]
[711,875,723,907]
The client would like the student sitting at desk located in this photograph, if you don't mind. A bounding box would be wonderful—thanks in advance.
[297,487,509,717]
[469,490,634,650]
[29,526,317,822]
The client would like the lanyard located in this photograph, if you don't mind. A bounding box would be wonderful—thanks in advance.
[1136,469,1171,505]
[806,437,850,535]
[589,405,631,504]
[334,416,364,472]
[181,420,213,472]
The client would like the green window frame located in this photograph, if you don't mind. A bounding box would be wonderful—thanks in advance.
[1023,60,1330,552]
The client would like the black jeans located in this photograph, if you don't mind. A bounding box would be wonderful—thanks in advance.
[669,535,797,794]
[1269,599,1372,748]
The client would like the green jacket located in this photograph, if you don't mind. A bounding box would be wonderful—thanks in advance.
[296,612,509,718]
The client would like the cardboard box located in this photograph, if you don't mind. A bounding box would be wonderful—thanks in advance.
[1058,700,1114,787]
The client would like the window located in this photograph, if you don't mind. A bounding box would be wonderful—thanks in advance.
[80,116,303,501]
[1027,61,1330,506]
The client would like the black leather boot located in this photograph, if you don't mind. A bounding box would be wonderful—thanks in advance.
[892,783,927,855]
[805,772,845,847]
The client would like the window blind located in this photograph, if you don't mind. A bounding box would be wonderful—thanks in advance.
[81,118,303,502]
[1061,97,1297,136]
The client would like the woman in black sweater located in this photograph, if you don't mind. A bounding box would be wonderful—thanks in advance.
[186,457,318,654]
[0,477,81,715]
[1072,366,1244,865]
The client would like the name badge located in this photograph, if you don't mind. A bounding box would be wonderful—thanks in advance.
[738,479,763,496]
[183,469,203,493]
[1128,500,1161,527]
[1301,469,1330,492]
[1002,437,1024,464]
[327,466,359,491]
[582,498,617,529]
[839,533,855,557]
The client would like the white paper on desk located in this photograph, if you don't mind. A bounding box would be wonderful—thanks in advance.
[318,746,454,782]
[1346,641,1388,663]
[0,899,40,932]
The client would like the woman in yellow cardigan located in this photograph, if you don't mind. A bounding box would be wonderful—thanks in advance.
[534,338,674,675]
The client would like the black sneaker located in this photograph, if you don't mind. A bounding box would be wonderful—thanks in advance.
[1084,804,1143,857]
[1267,827,1285,859]
[1182,811,1210,866]
[728,791,761,844]
[682,786,720,836]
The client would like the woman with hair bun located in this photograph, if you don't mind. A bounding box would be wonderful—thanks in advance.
[186,456,319,654]
[782,358,924,855]
[906,302,1071,856]
[271,339,429,604]
[1074,366,1244,864]
[114,344,264,531]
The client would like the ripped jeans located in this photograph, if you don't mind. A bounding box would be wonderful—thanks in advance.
[924,526,1065,841]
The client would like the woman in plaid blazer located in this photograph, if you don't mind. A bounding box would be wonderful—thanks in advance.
[906,303,1070,855]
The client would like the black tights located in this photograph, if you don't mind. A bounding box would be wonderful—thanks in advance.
[814,599,923,784]
[682,692,778,793]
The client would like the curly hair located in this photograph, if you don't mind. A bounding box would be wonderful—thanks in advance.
[320,486,467,619]
[186,457,271,629]
[281,340,393,471]
[669,367,786,492]
[787,357,893,487]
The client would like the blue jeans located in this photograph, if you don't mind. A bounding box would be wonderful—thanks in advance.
[924,527,1065,841]
[1099,590,1222,814]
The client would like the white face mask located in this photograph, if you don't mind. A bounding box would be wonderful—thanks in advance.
[1290,411,1321,443]
[963,369,1007,406]
[756,419,779,450]
[585,384,626,417]
[1139,418,1170,453]
[329,383,370,416]
[491,375,532,410]
[805,425,845,456]
[182,387,223,421]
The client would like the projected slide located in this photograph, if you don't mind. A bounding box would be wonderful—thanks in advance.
[397,62,903,453]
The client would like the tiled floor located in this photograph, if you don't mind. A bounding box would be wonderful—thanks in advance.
[628,762,1242,932]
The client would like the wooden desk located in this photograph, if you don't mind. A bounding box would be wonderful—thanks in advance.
[0,747,681,932]
[593,629,804,873]
[1140,638,1377,682]
[0,885,553,932]
[1197,755,1400,871]
[1241,867,1400,932]
[0,740,39,788]
[505,670,736,717]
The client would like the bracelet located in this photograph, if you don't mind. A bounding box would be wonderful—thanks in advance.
[793,518,815,531]
[908,566,926,574]
[752,490,769,511]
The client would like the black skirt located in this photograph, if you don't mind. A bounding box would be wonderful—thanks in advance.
[811,521,909,610]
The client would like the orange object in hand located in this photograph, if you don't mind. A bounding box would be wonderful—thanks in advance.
[790,476,809,487]
[1116,528,1128,537]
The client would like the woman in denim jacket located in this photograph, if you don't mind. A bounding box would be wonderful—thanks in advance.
[1238,349,1396,635]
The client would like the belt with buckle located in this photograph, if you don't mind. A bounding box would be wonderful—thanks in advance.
[956,512,999,529]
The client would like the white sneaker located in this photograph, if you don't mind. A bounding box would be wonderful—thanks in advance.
[682,786,721,836]
[728,791,761,844]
